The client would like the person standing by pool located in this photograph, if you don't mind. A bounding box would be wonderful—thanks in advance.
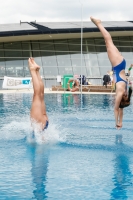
[90,17,132,129]
[28,57,49,133]
[103,71,111,88]
[128,64,133,76]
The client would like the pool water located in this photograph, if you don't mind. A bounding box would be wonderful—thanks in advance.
[0,93,133,200]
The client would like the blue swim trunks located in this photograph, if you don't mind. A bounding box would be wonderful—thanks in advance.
[31,120,49,139]
[43,120,49,131]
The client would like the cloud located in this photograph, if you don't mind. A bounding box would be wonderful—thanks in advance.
[0,0,133,24]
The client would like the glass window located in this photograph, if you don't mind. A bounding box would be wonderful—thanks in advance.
[43,67,58,77]
[85,59,98,67]
[73,67,87,76]
[4,42,21,50]
[39,42,57,66]
[40,42,56,58]
[5,59,24,77]
[97,52,108,59]
[42,58,57,66]
[95,38,105,45]
[91,67,100,77]
[99,67,111,76]
[130,36,133,46]
[121,52,133,59]
[54,39,70,58]
[57,58,71,66]
[112,37,120,46]
[4,50,22,58]
[22,42,31,58]
[125,59,133,70]
[31,42,41,58]
[68,39,86,59]
[95,39,108,59]
[86,39,96,53]
[119,36,131,46]
[4,42,23,59]
[98,59,111,67]
[0,58,6,76]
[86,67,92,76]
[0,43,4,58]
[21,42,31,77]
[58,67,73,75]
[85,53,97,60]
[119,37,133,59]
[23,59,31,77]
[71,58,85,67]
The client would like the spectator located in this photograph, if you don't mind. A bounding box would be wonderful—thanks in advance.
[79,75,86,85]
[128,64,133,76]
[103,71,111,88]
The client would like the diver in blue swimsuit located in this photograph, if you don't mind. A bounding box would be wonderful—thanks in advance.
[28,58,49,136]
[90,17,132,129]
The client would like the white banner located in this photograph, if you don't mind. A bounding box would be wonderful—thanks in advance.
[57,75,61,83]
[2,76,33,89]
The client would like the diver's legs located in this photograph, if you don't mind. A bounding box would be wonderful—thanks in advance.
[90,17,123,67]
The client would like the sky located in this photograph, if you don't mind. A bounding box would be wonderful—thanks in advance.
[0,0,133,24]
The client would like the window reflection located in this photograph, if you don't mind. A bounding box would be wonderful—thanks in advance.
[0,37,132,79]
[71,58,85,67]
[100,67,111,75]
[73,67,87,75]
[57,58,71,66]
[42,57,57,66]
[58,67,73,75]
[43,67,58,77]
[98,59,111,67]
[5,59,24,77]
[91,67,100,76]
[85,59,98,67]
[0,59,6,76]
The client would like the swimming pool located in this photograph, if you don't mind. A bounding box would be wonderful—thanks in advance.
[0,93,133,200]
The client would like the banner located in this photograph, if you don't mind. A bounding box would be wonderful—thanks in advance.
[57,75,61,83]
[2,76,33,89]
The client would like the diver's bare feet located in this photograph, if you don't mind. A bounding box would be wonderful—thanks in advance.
[30,57,40,71]
[28,57,40,71]
[90,17,101,26]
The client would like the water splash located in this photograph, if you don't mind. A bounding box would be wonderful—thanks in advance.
[27,118,66,145]
[0,118,30,141]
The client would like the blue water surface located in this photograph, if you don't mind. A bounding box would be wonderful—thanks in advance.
[0,93,133,200]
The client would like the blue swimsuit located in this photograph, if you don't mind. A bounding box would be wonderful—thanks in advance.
[113,59,127,87]
[31,120,49,139]
[43,120,49,130]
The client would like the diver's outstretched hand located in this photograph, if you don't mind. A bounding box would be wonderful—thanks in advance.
[115,124,122,130]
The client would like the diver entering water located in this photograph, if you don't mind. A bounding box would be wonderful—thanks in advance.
[28,58,49,137]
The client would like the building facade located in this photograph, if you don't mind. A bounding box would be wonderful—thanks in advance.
[0,21,133,88]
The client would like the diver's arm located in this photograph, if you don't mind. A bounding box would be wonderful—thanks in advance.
[114,92,123,127]
[118,108,123,127]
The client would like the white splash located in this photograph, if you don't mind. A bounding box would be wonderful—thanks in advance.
[27,122,66,145]
[0,115,67,145]
[0,117,30,140]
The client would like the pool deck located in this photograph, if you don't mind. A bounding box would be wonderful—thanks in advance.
[0,88,115,95]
